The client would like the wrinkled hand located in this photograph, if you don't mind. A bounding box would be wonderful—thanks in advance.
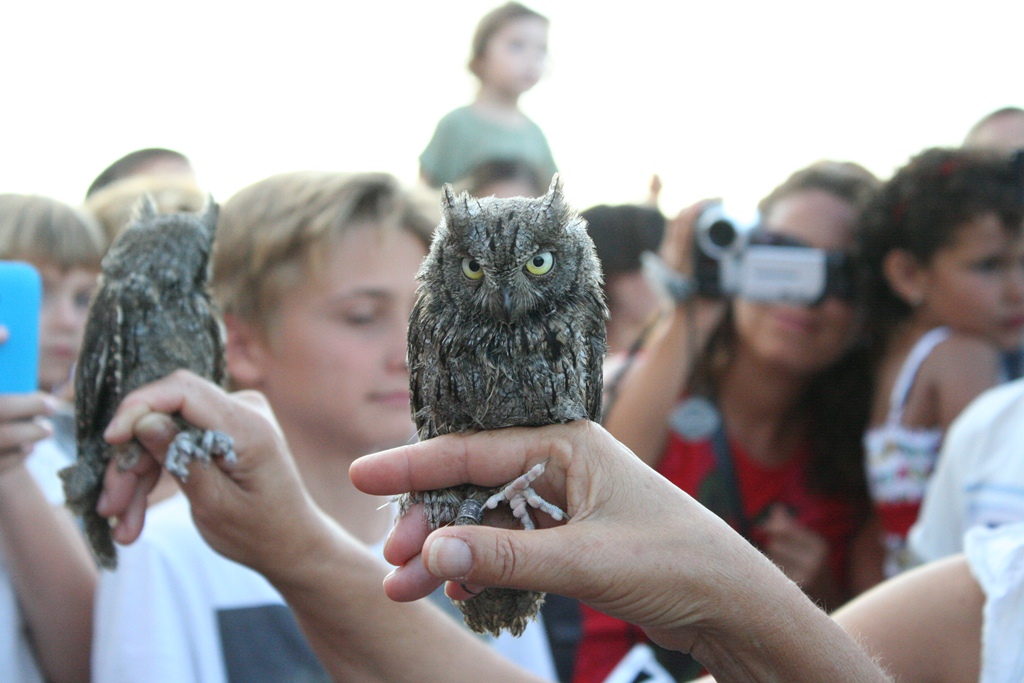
[349,420,770,655]
[97,370,325,577]
[758,504,830,589]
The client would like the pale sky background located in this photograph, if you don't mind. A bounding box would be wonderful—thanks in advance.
[2,0,1021,220]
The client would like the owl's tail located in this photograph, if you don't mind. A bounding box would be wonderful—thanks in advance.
[59,455,117,569]
[455,587,546,637]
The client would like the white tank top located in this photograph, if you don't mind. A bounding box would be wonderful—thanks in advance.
[863,327,950,576]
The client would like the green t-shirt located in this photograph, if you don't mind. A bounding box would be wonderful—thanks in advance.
[419,105,558,187]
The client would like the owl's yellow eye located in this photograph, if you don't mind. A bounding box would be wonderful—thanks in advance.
[462,257,484,280]
[525,251,554,276]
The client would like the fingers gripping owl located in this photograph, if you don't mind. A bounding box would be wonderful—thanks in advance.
[399,175,607,636]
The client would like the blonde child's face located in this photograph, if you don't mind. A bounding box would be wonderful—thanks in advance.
[248,225,427,458]
[37,263,98,395]
[733,190,860,376]
[476,16,548,96]
[911,213,1024,350]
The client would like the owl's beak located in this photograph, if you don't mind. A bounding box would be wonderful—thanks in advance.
[502,287,514,318]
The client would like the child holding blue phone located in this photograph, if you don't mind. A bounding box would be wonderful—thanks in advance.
[0,193,106,683]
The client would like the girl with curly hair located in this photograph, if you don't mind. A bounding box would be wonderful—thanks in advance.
[858,147,1024,579]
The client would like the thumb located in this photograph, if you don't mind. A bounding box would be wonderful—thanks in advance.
[423,524,575,597]
[132,412,180,458]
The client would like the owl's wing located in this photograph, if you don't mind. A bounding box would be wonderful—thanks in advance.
[206,299,227,387]
[583,291,607,423]
[73,286,127,441]
[406,293,434,439]
[171,291,224,384]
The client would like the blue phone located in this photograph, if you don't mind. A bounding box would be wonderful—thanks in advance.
[0,261,42,394]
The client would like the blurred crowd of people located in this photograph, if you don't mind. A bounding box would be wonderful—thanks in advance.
[2,1,1024,682]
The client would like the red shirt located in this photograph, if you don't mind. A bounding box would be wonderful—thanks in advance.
[573,430,859,683]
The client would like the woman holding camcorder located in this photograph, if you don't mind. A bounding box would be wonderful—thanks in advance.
[574,161,881,683]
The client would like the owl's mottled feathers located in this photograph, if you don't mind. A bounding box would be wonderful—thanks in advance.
[59,198,228,569]
[402,175,607,636]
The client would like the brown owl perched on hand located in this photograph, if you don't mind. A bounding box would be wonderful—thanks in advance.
[59,198,234,569]
[400,175,607,636]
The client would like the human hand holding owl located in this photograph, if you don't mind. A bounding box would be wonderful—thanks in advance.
[352,419,771,658]
[96,370,320,578]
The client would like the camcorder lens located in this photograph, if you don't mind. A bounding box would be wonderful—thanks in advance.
[707,220,736,249]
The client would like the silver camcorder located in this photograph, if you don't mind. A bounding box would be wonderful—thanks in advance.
[644,201,856,305]
[694,201,855,303]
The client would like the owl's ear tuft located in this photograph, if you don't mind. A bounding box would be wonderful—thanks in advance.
[441,183,458,212]
[542,174,564,214]
[441,184,480,228]
[199,195,219,239]
[132,193,159,223]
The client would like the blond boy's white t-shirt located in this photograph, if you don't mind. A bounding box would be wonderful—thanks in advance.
[94,493,558,682]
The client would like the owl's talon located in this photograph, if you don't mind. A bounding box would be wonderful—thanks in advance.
[483,460,569,530]
[203,429,237,465]
[165,429,236,482]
